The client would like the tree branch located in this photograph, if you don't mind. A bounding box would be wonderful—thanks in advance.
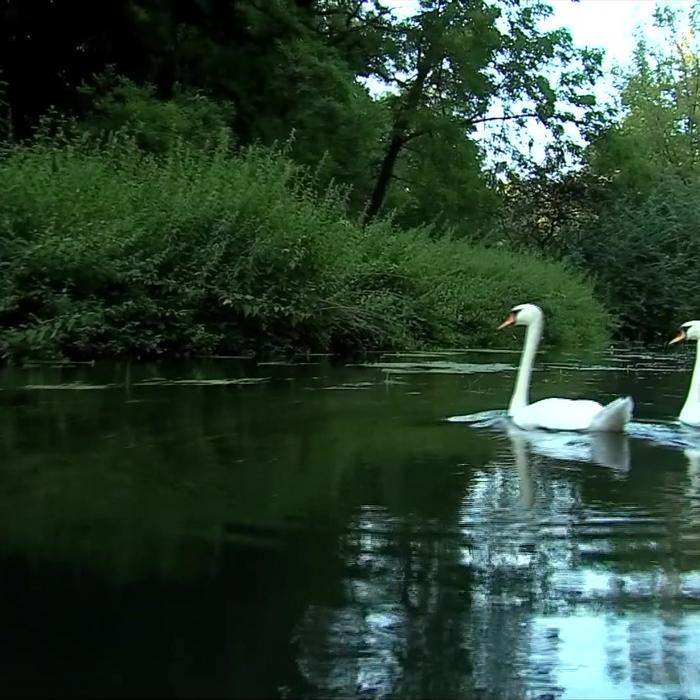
[390,173,418,186]
[465,112,541,126]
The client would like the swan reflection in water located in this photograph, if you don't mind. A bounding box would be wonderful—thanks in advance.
[451,408,700,477]
[508,423,700,508]
[685,448,700,490]
[450,410,630,472]
[505,423,631,509]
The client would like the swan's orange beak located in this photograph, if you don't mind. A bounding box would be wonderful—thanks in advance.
[498,312,516,331]
[669,329,687,345]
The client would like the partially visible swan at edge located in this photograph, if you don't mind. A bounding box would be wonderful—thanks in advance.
[498,303,633,432]
[669,320,700,426]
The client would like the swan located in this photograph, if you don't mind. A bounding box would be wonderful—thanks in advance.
[497,303,633,432]
[669,320,700,426]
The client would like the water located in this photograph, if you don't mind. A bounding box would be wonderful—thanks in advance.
[1,347,700,699]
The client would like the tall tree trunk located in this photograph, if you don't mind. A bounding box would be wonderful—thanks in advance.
[363,65,429,226]
[363,132,405,225]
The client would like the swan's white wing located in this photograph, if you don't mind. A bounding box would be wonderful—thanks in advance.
[511,398,603,431]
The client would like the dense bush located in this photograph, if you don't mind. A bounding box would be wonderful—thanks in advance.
[0,133,609,361]
[567,175,700,340]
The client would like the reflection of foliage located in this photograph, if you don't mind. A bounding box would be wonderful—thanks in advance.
[2,358,700,697]
[292,417,700,698]
[0,360,498,581]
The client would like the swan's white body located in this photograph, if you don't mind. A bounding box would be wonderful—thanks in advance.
[680,403,700,427]
[501,304,633,433]
[509,396,632,432]
[670,320,700,427]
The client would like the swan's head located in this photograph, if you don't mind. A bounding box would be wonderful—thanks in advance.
[670,320,700,345]
[498,303,543,330]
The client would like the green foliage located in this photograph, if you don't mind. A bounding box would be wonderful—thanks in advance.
[250,38,388,209]
[571,8,700,339]
[494,168,606,256]
[497,6,700,341]
[383,126,500,235]
[342,229,610,350]
[78,74,234,154]
[585,7,700,187]
[0,134,607,361]
[568,177,700,339]
[0,0,608,231]
[362,0,604,223]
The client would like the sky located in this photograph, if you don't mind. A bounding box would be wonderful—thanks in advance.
[541,0,689,92]
[384,0,691,71]
[378,0,695,164]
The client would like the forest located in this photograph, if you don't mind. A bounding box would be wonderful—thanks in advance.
[0,0,697,360]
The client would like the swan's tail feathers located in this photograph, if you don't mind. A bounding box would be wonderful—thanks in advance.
[590,396,634,432]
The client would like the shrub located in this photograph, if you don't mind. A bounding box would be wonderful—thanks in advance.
[0,133,608,361]
[568,176,700,340]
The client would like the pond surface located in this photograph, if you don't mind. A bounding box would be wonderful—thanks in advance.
[1,347,700,699]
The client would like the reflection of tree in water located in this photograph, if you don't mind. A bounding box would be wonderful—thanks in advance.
[577,444,700,698]
[293,433,700,700]
[4,362,700,697]
[293,438,573,699]
[295,506,465,698]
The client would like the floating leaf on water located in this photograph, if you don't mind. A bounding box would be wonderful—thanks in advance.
[133,377,271,387]
[22,383,116,391]
[206,354,256,360]
[257,361,318,366]
[358,361,513,375]
[370,348,522,357]
[446,410,506,426]
[544,363,683,374]
[320,381,375,390]
[369,351,463,358]
[458,348,525,354]
[382,377,407,385]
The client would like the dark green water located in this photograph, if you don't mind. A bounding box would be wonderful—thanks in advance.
[1,348,700,699]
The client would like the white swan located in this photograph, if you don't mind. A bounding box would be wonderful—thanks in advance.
[669,320,700,426]
[497,303,633,432]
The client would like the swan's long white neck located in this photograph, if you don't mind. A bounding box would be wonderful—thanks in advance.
[682,340,700,415]
[509,314,543,414]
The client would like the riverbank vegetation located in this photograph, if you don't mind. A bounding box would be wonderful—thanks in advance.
[0,0,693,360]
[0,134,606,359]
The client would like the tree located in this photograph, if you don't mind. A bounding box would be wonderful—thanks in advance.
[502,3,700,339]
[382,122,500,234]
[588,5,700,192]
[361,0,604,224]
